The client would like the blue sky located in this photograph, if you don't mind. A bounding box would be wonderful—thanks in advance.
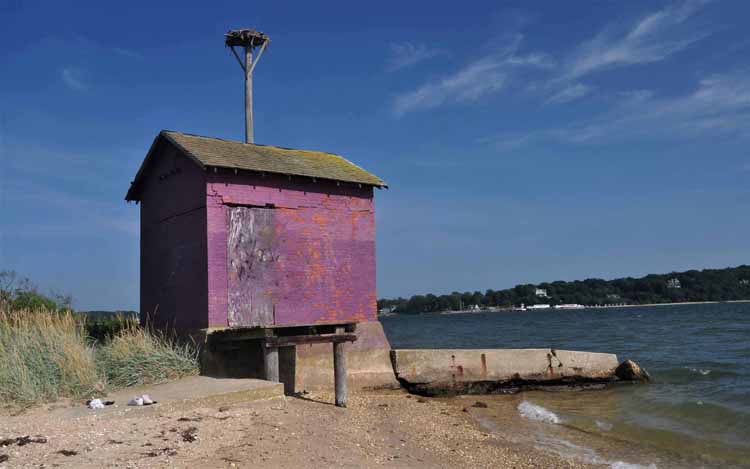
[1,0,749,310]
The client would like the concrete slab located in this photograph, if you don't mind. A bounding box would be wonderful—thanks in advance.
[29,376,284,421]
[75,376,284,417]
[391,349,620,396]
[294,321,400,391]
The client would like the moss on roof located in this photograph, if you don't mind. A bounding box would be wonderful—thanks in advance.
[126,131,387,200]
[164,131,385,186]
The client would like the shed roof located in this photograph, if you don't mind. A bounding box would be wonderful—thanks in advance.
[126,130,387,200]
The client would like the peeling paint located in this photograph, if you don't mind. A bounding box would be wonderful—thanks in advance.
[208,172,377,327]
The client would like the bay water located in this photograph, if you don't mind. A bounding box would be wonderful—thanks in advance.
[380,303,750,468]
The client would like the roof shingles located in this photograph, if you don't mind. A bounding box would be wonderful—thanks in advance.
[164,131,385,187]
[126,130,386,201]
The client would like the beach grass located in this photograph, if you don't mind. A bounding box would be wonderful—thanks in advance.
[97,323,199,389]
[0,308,101,406]
[0,307,198,408]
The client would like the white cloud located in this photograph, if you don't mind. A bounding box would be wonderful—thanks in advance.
[60,66,88,91]
[564,0,710,80]
[387,42,441,71]
[4,179,138,237]
[392,1,712,114]
[491,72,750,149]
[394,58,507,115]
[547,83,592,104]
[505,53,555,68]
[113,47,144,60]
[393,37,553,115]
[568,73,750,143]
[522,0,711,104]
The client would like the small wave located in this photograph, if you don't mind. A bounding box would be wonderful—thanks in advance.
[611,462,657,469]
[536,434,656,469]
[518,401,561,424]
[657,366,738,382]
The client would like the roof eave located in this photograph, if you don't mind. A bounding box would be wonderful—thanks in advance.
[126,130,389,202]
[125,134,163,202]
[203,163,387,189]
[124,131,208,202]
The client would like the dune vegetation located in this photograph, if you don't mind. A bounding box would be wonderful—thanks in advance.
[0,307,198,408]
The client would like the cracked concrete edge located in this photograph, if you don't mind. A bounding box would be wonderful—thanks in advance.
[390,348,622,395]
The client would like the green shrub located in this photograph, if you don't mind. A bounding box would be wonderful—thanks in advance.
[84,315,139,343]
[10,290,59,311]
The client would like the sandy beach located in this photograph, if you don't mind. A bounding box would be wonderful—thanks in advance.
[0,390,592,468]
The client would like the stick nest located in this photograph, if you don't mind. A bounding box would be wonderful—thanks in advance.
[225,29,270,48]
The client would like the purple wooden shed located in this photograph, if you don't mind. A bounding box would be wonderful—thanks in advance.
[126,130,387,334]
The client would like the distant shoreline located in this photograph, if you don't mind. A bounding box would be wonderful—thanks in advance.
[379,299,750,316]
[588,299,750,308]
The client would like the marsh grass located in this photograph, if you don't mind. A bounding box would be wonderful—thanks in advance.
[0,309,101,406]
[97,323,199,389]
[0,307,199,408]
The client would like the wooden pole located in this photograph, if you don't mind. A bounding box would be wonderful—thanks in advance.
[264,346,279,382]
[279,346,297,395]
[333,341,347,407]
[244,46,253,144]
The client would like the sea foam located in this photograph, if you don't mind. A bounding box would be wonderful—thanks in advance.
[518,401,561,424]
[596,420,613,431]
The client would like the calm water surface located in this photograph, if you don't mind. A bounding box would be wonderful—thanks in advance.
[380,303,750,468]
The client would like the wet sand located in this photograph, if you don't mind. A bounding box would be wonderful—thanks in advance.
[0,390,594,468]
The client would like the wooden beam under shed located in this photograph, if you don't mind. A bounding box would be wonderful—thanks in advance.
[263,333,357,348]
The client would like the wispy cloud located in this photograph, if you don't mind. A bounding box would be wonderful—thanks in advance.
[546,83,592,104]
[3,179,138,237]
[393,1,709,113]
[488,72,750,149]
[113,47,144,60]
[564,0,710,80]
[387,42,441,71]
[60,66,88,91]
[393,37,553,115]
[525,0,711,105]
[561,73,750,143]
[393,57,508,115]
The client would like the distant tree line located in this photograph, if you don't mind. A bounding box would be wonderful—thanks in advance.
[377,265,750,314]
[1,270,138,341]
[0,270,72,311]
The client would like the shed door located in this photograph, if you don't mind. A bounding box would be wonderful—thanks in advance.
[227,206,278,327]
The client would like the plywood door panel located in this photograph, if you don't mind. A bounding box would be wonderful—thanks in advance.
[227,207,278,327]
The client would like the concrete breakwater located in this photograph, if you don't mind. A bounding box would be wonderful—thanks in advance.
[391,348,645,396]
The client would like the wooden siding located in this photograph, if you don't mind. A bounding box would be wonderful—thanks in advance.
[227,207,277,327]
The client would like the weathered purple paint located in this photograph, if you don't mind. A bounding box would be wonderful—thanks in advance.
[137,141,377,332]
[207,172,377,327]
[138,143,208,331]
